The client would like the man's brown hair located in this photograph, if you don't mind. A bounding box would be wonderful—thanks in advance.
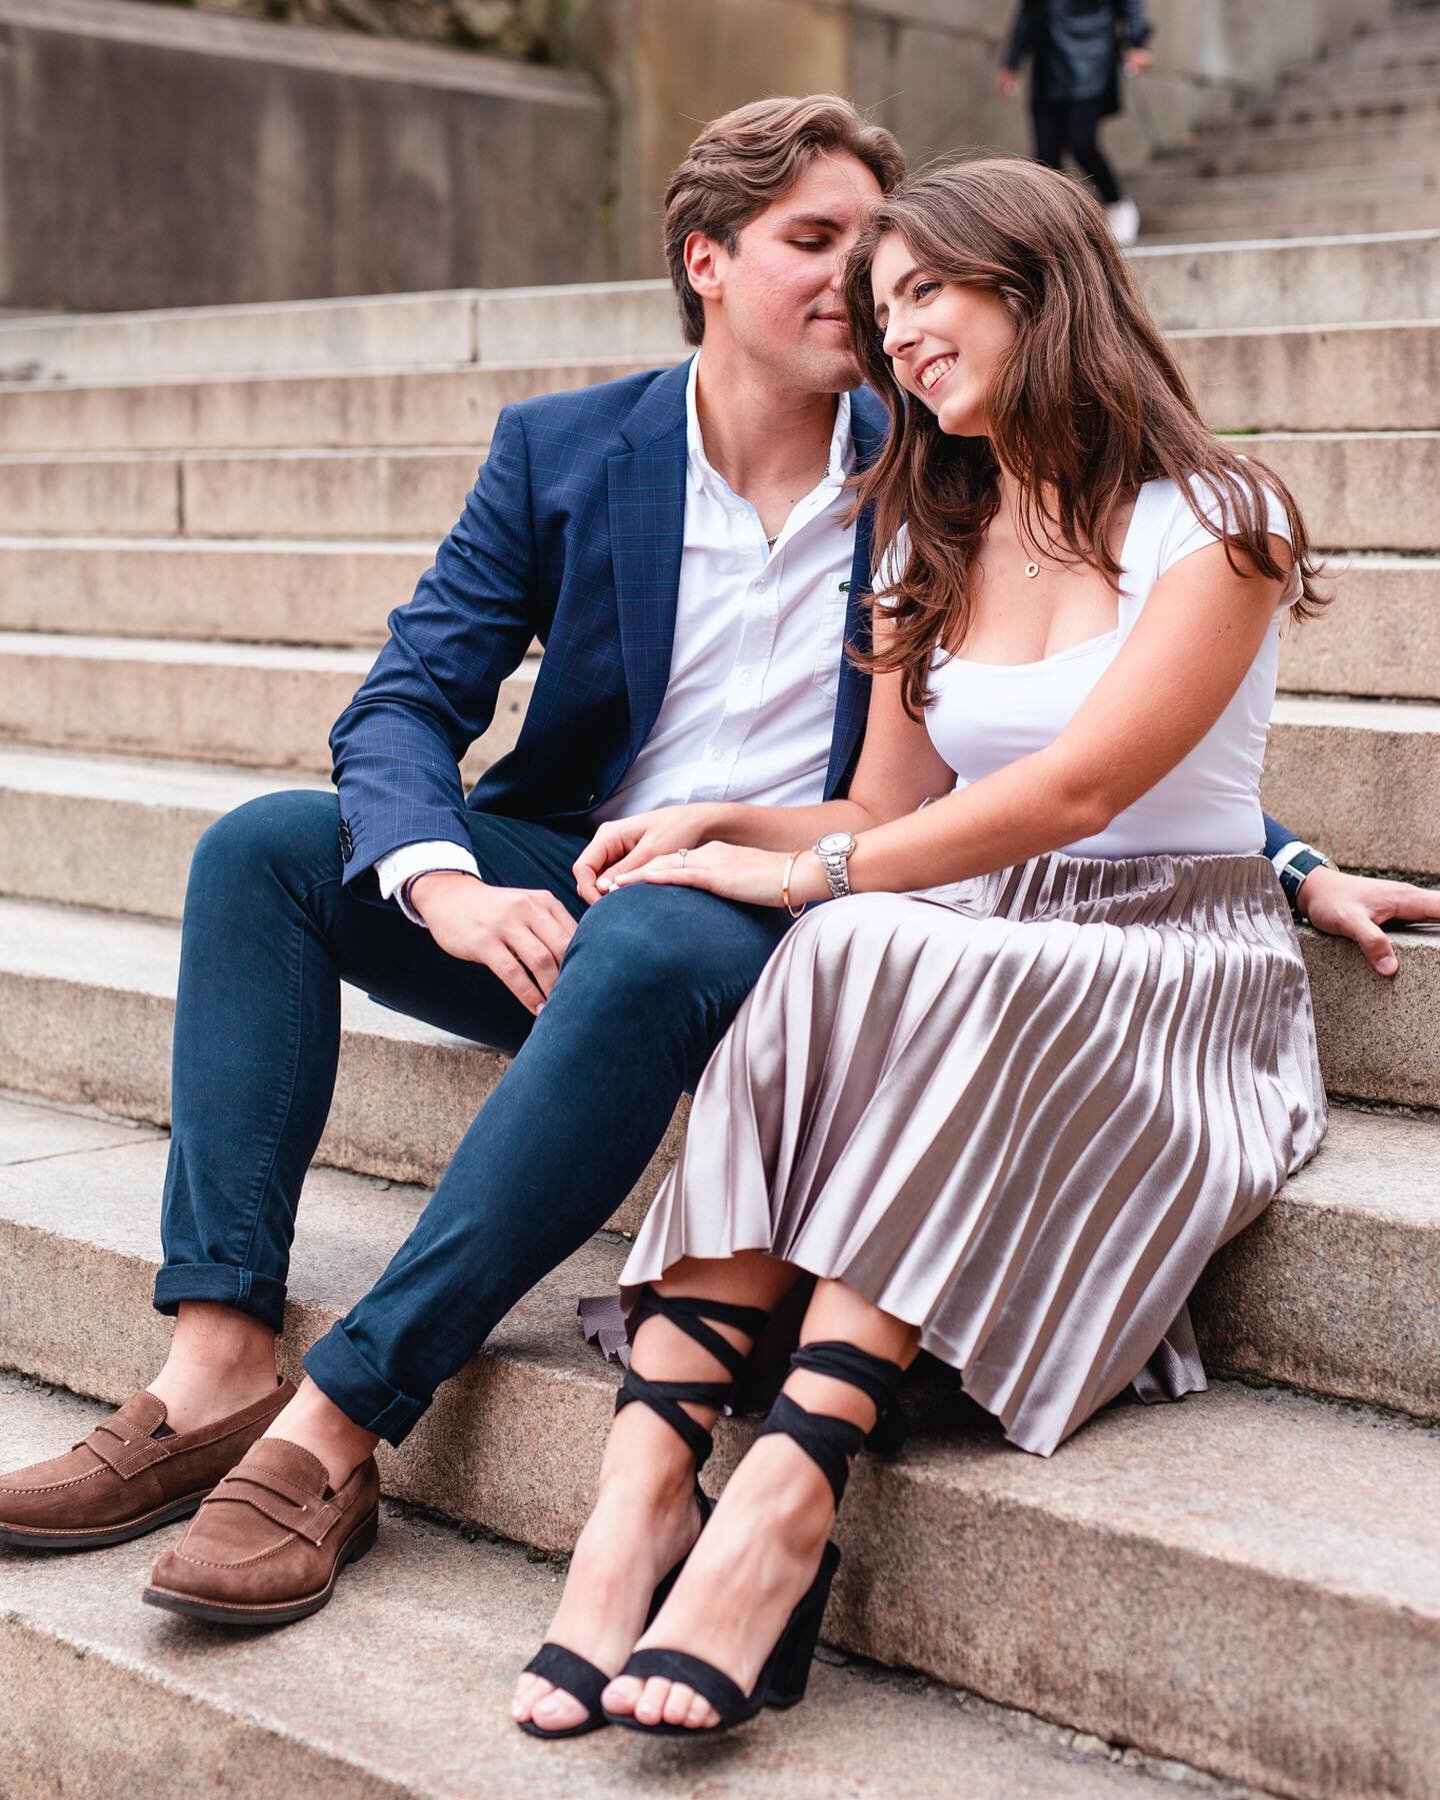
[664,95,906,346]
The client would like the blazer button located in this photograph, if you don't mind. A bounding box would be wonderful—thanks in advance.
[338,819,354,861]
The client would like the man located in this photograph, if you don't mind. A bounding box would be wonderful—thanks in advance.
[0,96,1429,1626]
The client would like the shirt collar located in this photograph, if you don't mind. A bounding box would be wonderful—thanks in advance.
[685,351,855,490]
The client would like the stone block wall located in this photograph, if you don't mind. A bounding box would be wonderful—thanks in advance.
[0,0,609,310]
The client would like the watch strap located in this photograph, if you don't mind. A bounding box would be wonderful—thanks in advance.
[1271,840,1335,915]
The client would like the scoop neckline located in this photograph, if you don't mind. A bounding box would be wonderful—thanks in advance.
[933,481,1154,672]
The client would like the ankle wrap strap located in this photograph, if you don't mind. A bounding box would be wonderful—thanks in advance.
[614,1287,769,1473]
[756,1339,907,1509]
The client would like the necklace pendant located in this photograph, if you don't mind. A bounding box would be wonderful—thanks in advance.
[1024,560,1040,579]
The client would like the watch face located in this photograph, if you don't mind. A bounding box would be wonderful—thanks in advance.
[817,832,856,856]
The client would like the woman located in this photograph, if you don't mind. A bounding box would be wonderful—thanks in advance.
[998,0,1154,245]
[511,156,1327,1740]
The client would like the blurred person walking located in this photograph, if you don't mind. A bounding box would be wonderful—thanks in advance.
[998,0,1154,245]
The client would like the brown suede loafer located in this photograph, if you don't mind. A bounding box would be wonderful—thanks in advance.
[144,1436,380,1626]
[0,1381,296,1551]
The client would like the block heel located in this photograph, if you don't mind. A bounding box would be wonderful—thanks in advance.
[763,1539,841,1709]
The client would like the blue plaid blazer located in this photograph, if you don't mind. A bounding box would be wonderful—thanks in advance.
[330,361,889,891]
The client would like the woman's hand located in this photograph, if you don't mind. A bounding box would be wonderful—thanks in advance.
[996,67,1019,99]
[612,842,824,910]
[573,803,728,904]
[1123,46,1154,75]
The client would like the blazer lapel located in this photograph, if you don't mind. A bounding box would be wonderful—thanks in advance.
[824,386,888,797]
[609,363,690,762]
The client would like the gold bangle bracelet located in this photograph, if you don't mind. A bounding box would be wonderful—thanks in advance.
[781,852,808,919]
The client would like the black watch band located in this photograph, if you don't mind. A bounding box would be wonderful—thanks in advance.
[1272,841,1336,916]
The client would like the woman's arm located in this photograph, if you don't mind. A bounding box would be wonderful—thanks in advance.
[573,633,952,899]
[619,539,1287,908]
[805,538,1286,900]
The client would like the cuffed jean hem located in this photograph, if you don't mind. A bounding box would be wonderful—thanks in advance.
[152,1263,288,1336]
[302,1320,429,1446]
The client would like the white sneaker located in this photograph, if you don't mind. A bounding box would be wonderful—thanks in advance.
[1105,197,1140,247]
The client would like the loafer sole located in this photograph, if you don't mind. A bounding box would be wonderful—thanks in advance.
[141,1505,379,1626]
[0,1490,207,1551]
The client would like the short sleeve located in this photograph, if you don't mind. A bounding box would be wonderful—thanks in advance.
[872,524,911,612]
[1160,469,1301,607]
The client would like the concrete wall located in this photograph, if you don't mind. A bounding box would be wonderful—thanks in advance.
[575,0,1386,277]
[0,0,610,311]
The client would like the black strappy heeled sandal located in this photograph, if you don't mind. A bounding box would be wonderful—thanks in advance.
[603,1337,907,1737]
[519,1286,769,1739]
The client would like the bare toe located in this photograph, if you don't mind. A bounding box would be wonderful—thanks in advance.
[662,1681,695,1726]
[530,1687,589,1733]
[511,1673,551,1722]
[636,1675,672,1725]
[686,1691,717,1730]
[601,1674,642,1717]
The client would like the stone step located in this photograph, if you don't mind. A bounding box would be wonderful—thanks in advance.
[1158,124,1438,181]
[1239,430,1440,551]
[0,1097,1434,1798]
[1173,320,1440,432]
[0,898,678,1236]
[0,536,427,645]
[0,323,1432,462]
[1263,697,1440,877]
[0,880,1432,1229]
[1278,555,1440,701]
[1130,163,1437,212]
[1125,230,1439,332]
[0,359,652,455]
[0,284,685,386]
[0,633,534,775]
[1140,199,1440,244]
[1,1375,1184,1799]
[1228,88,1440,134]
[0,447,485,540]
[4,431,1435,547]
[0,239,1434,397]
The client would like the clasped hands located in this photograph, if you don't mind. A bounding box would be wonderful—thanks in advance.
[572,803,821,910]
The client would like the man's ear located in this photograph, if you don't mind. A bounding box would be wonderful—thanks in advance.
[683,230,726,308]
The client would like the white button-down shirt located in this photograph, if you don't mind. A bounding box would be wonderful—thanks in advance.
[377,354,857,918]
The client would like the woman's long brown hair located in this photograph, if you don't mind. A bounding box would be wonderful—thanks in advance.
[842,157,1325,720]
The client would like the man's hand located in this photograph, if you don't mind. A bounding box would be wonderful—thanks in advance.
[1123,47,1153,75]
[996,68,1019,99]
[573,803,729,904]
[1299,867,1440,977]
[409,872,576,1015]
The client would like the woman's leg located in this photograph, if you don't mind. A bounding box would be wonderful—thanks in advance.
[602,1277,921,1731]
[513,1252,798,1731]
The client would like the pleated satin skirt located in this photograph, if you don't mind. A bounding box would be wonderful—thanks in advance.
[617,851,1328,1457]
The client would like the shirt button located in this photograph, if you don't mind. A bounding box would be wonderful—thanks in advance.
[737,670,752,687]
[709,747,727,764]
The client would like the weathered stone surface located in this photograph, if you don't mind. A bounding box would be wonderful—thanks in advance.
[0,0,610,313]
[0,361,655,455]
[1301,924,1440,1109]
[0,450,180,536]
[1191,1105,1440,1414]
[1240,431,1440,551]
[1263,698,1440,876]
[1175,320,1440,432]
[1278,556,1440,701]
[0,898,677,1232]
[0,1374,1189,1800]
[0,537,429,644]
[0,1137,1436,1799]
[181,447,483,540]
[0,633,534,773]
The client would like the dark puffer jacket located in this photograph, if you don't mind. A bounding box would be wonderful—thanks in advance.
[1002,0,1153,116]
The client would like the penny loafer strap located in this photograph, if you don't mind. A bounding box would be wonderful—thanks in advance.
[83,1421,172,1481]
[208,1464,343,1546]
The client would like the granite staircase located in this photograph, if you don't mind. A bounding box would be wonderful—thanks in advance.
[1132,1,1440,243]
[0,236,1437,1797]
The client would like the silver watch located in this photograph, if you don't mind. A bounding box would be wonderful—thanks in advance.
[815,831,857,899]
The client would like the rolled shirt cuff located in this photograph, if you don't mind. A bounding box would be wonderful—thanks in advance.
[375,840,483,926]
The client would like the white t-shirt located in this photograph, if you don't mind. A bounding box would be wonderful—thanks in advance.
[910,473,1300,859]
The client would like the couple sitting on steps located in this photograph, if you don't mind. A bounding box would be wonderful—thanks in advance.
[4,97,1438,1743]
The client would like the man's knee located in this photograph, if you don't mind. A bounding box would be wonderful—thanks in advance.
[564,884,780,1013]
[189,789,342,899]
